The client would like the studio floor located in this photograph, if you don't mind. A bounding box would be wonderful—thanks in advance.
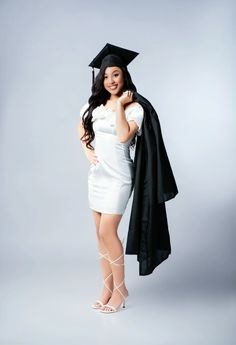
[1,259,235,345]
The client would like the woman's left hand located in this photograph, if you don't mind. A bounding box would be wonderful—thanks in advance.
[117,90,133,106]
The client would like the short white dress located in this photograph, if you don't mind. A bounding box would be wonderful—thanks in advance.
[80,102,144,215]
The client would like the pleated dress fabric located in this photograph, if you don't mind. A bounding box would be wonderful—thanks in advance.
[80,103,144,215]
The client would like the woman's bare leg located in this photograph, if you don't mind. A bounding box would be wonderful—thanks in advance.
[99,213,129,310]
[92,210,114,306]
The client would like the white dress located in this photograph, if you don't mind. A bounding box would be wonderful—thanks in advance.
[80,102,144,215]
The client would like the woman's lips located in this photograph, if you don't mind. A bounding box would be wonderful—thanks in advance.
[109,85,118,90]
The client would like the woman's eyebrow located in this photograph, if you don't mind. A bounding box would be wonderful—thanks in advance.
[104,70,120,76]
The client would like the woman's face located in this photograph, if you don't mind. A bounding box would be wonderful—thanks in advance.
[103,66,124,96]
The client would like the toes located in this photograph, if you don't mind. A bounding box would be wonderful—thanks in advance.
[104,307,111,311]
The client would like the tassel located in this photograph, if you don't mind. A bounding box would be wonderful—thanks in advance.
[92,67,95,85]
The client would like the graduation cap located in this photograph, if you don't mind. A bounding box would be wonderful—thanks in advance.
[88,43,139,84]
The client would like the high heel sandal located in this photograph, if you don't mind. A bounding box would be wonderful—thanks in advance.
[100,253,129,313]
[91,251,113,309]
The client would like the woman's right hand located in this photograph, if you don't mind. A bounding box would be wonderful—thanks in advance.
[117,90,133,106]
[85,149,99,165]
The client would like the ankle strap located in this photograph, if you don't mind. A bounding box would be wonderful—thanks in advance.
[103,272,113,293]
[109,253,125,266]
[113,279,126,300]
[99,251,109,261]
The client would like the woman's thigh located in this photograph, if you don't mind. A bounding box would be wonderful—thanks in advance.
[92,210,102,237]
[99,213,123,238]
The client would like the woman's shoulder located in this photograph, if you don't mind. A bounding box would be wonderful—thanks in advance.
[125,101,144,114]
[125,101,143,109]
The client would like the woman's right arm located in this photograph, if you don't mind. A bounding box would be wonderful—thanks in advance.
[78,118,99,165]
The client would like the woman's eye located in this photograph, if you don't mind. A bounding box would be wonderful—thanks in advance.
[114,74,119,77]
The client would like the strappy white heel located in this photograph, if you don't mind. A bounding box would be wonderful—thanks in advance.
[91,251,113,309]
[100,253,129,313]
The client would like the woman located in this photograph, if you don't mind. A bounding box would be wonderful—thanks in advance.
[78,43,178,314]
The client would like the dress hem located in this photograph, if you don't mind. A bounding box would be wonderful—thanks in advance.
[89,206,124,215]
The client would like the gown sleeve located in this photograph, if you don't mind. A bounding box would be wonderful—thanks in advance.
[125,103,144,136]
[80,103,89,118]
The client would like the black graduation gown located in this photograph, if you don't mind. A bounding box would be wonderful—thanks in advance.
[125,92,179,276]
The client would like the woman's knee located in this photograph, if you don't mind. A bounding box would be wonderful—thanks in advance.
[99,226,113,241]
[96,224,107,242]
[95,227,101,241]
[98,214,121,241]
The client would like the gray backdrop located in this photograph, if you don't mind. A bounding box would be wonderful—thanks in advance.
[1,0,235,344]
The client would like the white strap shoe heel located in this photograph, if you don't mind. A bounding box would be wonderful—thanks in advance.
[100,253,129,313]
[91,251,113,309]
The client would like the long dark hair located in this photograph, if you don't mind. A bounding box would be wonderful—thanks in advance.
[80,65,138,150]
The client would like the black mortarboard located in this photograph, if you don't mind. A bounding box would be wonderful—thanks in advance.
[88,43,139,84]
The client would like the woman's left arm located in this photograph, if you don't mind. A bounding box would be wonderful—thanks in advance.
[116,91,139,143]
